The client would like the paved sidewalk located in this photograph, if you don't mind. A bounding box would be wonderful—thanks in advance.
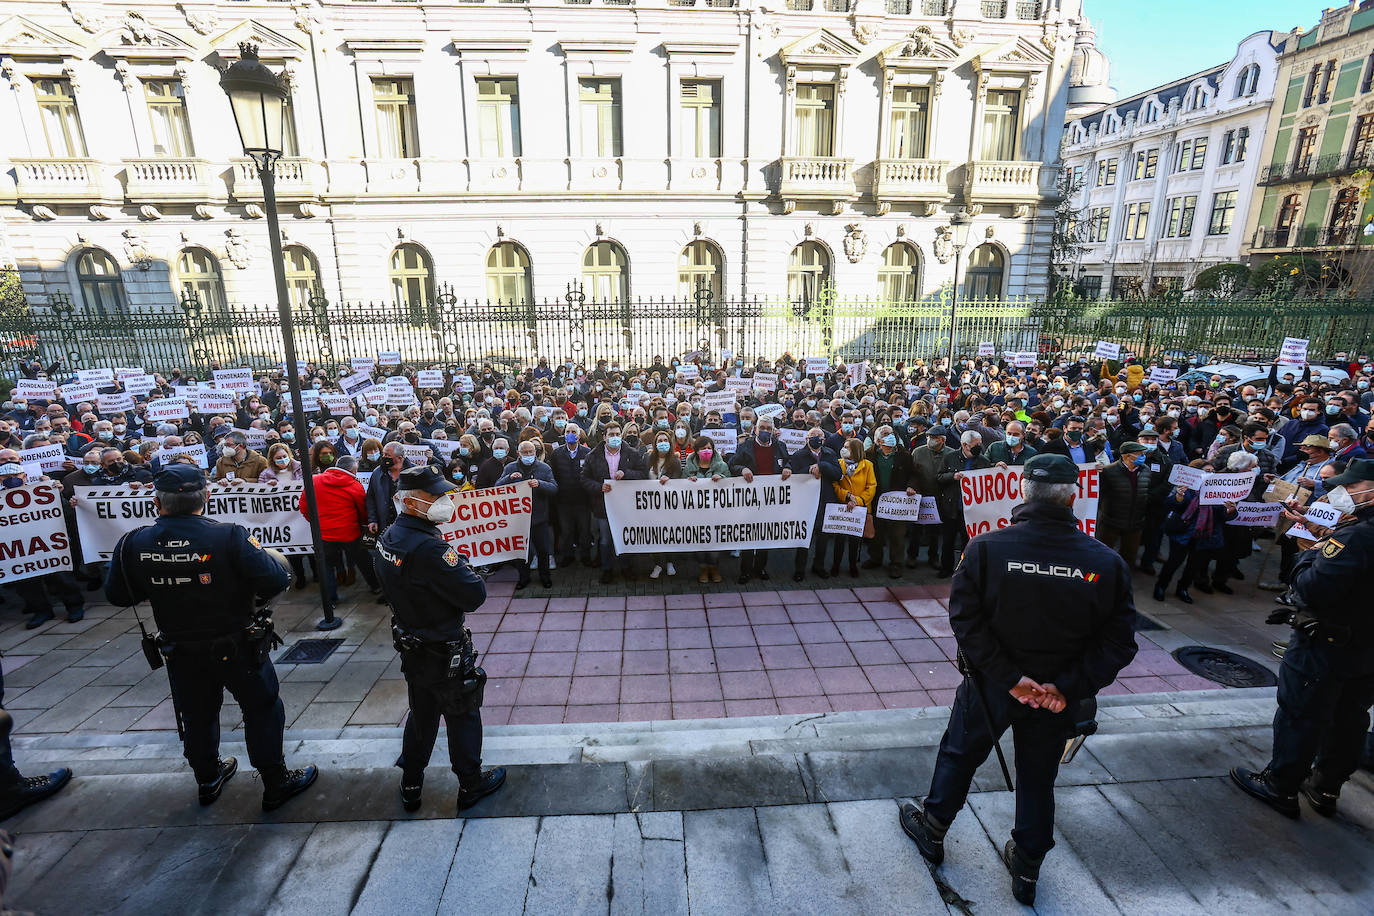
[5,691,1371,915]
[2,548,1290,737]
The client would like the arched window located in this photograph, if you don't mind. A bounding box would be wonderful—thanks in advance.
[486,243,532,303]
[75,248,127,318]
[787,241,831,306]
[390,243,435,323]
[282,245,320,309]
[1329,187,1360,242]
[679,241,723,301]
[878,242,921,303]
[177,248,227,315]
[1235,63,1260,98]
[964,244,1005,300]
[582,241,628,302]
[1275,194,1301,246]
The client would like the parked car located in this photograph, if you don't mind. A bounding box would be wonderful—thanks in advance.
[1178,362,1350,389]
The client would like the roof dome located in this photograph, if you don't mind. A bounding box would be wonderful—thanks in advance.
[1067,18,1115,119]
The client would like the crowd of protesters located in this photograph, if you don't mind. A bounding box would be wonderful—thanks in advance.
[3,347,1371,625]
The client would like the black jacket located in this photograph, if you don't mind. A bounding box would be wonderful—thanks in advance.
[935,448,991,518]
[1097,460,1154,530]
[950,501,1138,702]
[580,444,649,518]
[549,443,592,506]
[375,513,487,641]
[366,467,402,530]
[728,437,792,476]
[1291,506,1374,638]
[788,444,843,521]
[864,445,915,495]
[1041,435,1103,463]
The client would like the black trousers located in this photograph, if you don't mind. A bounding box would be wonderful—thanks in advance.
[938,516,966,575]
[519,522,553,582]
[322,539,380,605]
[557,503,593,562]
[13,572,83,617]
[924,678,1071,861]
[166,650,285,782]
[1140,504,1166,567]
[1156,539,1218,591]
[396,671,484,785]
[1266,630,1374,794]
[739,548,774,576]
[0,667,18,785]
[829,535,861,571]
[1213,524,1250,584]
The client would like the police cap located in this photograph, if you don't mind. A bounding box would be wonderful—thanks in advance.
[1325,457,1374,489]
[154,464,208,493]
[1023,453,1078,484]
[399,464,458,496]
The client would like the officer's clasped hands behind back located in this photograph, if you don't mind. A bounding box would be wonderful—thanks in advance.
[104,464,318,811]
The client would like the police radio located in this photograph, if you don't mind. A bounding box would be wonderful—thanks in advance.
[116,533,165,671]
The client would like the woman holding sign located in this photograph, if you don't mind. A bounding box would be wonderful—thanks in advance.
[645,430,683,579]
[830,438,876,579]
[685,436,731,583]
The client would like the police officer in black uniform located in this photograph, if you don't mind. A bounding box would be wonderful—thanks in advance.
[899,453,1138,906]
[375,465,505,813]
[1232,457,1374,818]
[105,464,318,810]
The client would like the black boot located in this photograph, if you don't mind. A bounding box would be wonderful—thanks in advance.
[261,763,319,812]
[457,767,506,812]
[400,775,423,813]
[25,609,53,630]
[898,802,947,865]
[0,767,73,820]
[1152,583,1166,601]
[539,572,552,588]
[1300,777,1338,817]
[197,757,237,806]
[1229,766,1299,818]
[66,607,85,623]
[1000,840,1043,906]
[1175,588,1194,604]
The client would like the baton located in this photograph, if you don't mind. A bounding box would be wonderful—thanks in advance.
[957,649,1013,792]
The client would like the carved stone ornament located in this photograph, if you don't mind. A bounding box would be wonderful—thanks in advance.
[900,25,936,57]
[120,11,158,46]
[298,203,325,219]
[88,205,116,221]
[932,226,954,264]
[1013,204,1032,219]
[224,229,252,269]
[804,222,814,237]
[895,223,906,238]
[985,226,996,239]
[950,28,976,49]
[31,205,56,221]
[62,1,103,35]
[193,205,216,220]
[176,4,219,36]
[595,221,605,237]
[852,23,879,46]
[122,228,152,265]
[693,221,703,236]
[752,7,780,41]
[243,204,265,219]
[138,205,162,220]
[0,58,18,91]
[923,202,940,217]
[842,223,868,263]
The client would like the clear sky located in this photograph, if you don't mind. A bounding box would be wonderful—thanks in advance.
[1090,0,1331,99]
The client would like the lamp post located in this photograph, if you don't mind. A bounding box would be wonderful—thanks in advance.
[946,215,973,370]
[220,44,339,631]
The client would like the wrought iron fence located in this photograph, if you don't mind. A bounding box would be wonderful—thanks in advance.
[0,277,1370,377]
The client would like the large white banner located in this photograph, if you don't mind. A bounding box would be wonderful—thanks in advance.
[74,483,314,562]
[959,464,1100,538]
[0,482,75,584]
[604,476,822,554]
[432,482,534,564]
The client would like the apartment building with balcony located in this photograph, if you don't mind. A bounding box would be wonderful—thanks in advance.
[0,0,1083,318]
[1244,1,1374,283]
[1060,29,1280,297]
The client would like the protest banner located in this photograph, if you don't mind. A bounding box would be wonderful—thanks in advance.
[1094,341,1120,360]
[1012,352,1037,369]
[1288,523,1317,541]
[675,363,700,381]
[1304,502,1345,529]
[19,443,65,477]
[339,371,377,398]
[1227,501,1283,527]
[1168,464,1207,490]
[805,357,830,376]
[146,397,189,422]
[350,357,376,373]
[604,476,821,554]
[319,393,352,416]
[875,492,942,524]
[0,482,73,584]
[74,483,314,563]
[213,368,255,391]
[430,482,533,564]
[959,464,1100,538]
[191,391,237,415]
[417,370,445,389]
[454,375,475,392]
[622,389,649,408]
[1278,336,1308,367]
[363,388,388,406]
[158,443,209,469]
[1198,470,1258,506]
[1149,367,1179,384]
[777,427,809,453]
[59,382,98,405]
[430,439,460,461]
[822,503,867,536]
[96,392,136,414]
[77,368,114,386]
[402,444,434,466]
[701,427,738,455]
[14,379,56,400]
[977,342,996,357]
[385,377,415,406]
[125,375,156,397]
[358,423,388,442]
[704,390,736,413]
[754,403,785,421]
[377,350,402,367]
[232,427,268,449]
[848,361,869,386]
[752,372,778,392]
[115,367,146,381]
[724,377,752,395]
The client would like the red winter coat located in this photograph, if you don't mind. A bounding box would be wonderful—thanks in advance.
[301,467,368,543]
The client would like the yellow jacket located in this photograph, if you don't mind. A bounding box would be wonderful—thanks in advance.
[834,458,876,507]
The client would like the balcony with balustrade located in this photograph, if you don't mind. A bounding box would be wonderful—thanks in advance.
[872,158,951,212]
[229,158,325,202]
[10,158,123,205]
[122,158,224,203]
[777,156,855,213]
[963,159,1046,204]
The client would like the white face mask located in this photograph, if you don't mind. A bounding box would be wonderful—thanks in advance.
[1325,486,1360,515]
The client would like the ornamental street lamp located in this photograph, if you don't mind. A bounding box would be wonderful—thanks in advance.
[220,43,340,631]
[947,215,973,370]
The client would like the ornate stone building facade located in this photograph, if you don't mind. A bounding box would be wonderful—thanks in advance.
[1,0,1084,315]
[1061,29,1281,296]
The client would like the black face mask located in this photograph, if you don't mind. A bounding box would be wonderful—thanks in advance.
[404,432,420,444]
[423,411,435,422]
[108,463,126,475]
[967,445,983,458]
[481,432,495,442]
[380,456,395,469]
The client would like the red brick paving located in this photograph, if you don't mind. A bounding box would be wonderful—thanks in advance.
[469,581,1209,725]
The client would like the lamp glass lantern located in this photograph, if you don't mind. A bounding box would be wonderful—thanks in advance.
[219,43,287,168]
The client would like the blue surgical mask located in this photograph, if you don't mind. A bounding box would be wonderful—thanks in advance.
[365,451,379,461]
[493,448,507,460]
[578,407,588,417]
[656,419,669,429]
[940,417,952,426]
[756,430,773,446]
[882,434,897,447]
[842,422,854,432]
[555,418,567,429]
[1005,434,1021,447]
[607,436,622,450]
[520,454,536,466]
[741,420,753,431]
[565,433,579,445]
[459,446,470,456]
[656,441,671,453]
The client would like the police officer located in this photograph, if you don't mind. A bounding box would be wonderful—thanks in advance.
[1232,457,1374,818]
[104,464,318,810]
[899,453,1138,906]
[375,465,505,813]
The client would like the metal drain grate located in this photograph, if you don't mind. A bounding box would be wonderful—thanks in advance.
[1171,646,1277,688]
[279,638,344,665]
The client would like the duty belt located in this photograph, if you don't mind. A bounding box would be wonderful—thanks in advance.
[391,623,477,672]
